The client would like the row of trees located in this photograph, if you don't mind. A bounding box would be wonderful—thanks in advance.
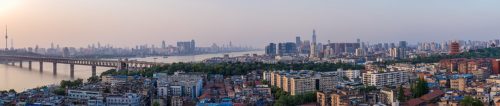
[460,96,484,106]
[53,78,84,95]
[380,47,500,65]
[0,89,17,94]
[271,86,316,106]
[101,62,365,77]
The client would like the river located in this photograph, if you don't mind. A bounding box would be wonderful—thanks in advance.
[0,51,263,91]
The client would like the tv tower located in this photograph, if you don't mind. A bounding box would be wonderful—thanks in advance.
[4,25,7,51]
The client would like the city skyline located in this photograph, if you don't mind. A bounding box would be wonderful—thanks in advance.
[1,0,500,48]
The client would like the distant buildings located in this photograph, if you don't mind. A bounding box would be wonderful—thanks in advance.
[296,36,302,48]
[323,43,360,57]
[177,40,196,54]
[277,42,298,56]
[265,43,277,56]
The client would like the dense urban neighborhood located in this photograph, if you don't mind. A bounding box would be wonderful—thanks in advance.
[2,34,500,106]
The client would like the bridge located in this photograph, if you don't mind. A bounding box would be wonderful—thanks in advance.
[0,55,166,77]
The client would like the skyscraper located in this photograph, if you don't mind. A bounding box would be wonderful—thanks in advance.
[278,42,298,56]
[295,36,302,47]
[162,40,166,49]
[312,29,317,44]
[265,43,277,56]
[310,29,317,57]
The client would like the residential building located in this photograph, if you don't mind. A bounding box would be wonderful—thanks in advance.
[106,93,141,106]
[362,70,410,87]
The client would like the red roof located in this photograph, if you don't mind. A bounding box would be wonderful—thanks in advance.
[406,98,425,106]
[419,89,445,101]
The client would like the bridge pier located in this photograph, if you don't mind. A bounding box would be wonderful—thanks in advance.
[19,61,23,68]
[10,62,15,66]
[70,64,74,77]
[28,61,32,70]
[53,62,57,74]
[39,62,43,72]
[91,65,97,77]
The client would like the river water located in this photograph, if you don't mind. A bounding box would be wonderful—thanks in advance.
[0,51,263,91]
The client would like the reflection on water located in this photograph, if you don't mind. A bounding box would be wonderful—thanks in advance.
[0,62,111,91]
[0,51,263,91]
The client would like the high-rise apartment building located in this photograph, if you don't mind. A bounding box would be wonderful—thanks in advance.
[323,43,360,57]
[362,70,410,87]
[268,70,342,95]
[277,42,298,56]
[398,41,408,48]
[389,48,400,58]
[296,36,302,48]
[265,43,277,56]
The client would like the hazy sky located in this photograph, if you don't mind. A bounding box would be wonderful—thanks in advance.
[0,0,499,48]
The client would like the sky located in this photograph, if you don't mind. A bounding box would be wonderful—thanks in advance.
[0,0,499,48]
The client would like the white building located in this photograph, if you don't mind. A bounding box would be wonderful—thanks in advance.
[67,90,102,100]
[88,97,105,106]
[337,69,361,81]
[106,93,141,106]
[262,71,272,81]
[362,70,409,87]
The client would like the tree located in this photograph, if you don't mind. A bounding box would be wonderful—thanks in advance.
[87,76,100,83]
[460,96,483,106]
[397,85,406,102]
[8,89,16,94]
[153,101,160,106]
[53,88,66,95]
[104,88,111,93]
[413,78,429,98]
[261,80,269,85]
[60,79,83,88]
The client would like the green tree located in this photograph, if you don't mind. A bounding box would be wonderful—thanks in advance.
[8,89,16,94]
[87,76,100,83]
[460,96,483,106]
[397,85,406,102]
[153,101,160,106]
[53,87,66,95]
[60,79,83,88]
[413,78,429,98]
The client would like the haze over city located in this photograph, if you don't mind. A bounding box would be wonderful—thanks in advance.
[0,0,499,48]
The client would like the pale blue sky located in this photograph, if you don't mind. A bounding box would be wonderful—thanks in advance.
[0,0,499,48]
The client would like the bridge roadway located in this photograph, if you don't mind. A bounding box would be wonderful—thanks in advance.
[0,55,166,77]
